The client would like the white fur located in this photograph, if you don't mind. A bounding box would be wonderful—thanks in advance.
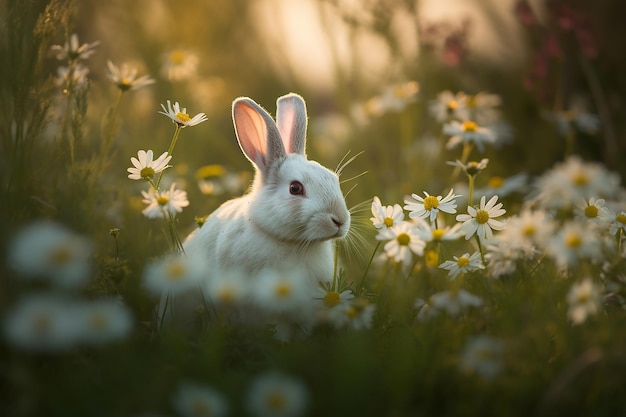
[160,93,350,328]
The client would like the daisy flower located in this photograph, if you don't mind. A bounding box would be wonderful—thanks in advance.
[576,197,613,224]
[447,158,489,177]
[55,64,91,89]
[484,243,519,279]
[550,99,600,136]
[142,253,207,296]
[608,209,626,236]
[404,189,459,223]
[465,91,503,125]
[415,221,463,243]
[474,172,528,199]
[567,278,601,325]
[430,289,483,316]
[313,287,356,327]
[372,81,420,114]
[252,267,315,317]
[376,221,426,266]
[205,268,250,308]
[370,196,404,229]
[74,299,133,346]
[429,90,470,122]
[50,33,100,61]
[106,60,155,92]
[162,49,199,81]
[172,382,229,417]
[7,221,92,288]
[484,209,555,278]
[159,100,208,127]
[127,149,172,181]
[343,299,376,330]
[443,120,496,152]
[3,294,79,352]
[546,220,603,269]
[313,287,355,309]
[439,252,485,280]
[247,372,309,417]
[457,195,507,241]
[529,156,620,210]
[459,335,505,379]
[141,182,190,219]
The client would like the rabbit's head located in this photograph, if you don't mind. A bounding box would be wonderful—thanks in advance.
[232,93,350,244]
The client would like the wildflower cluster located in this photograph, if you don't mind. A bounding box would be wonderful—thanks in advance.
[127,100,207,250]
[4,221,133,351]
[148,254,375,339]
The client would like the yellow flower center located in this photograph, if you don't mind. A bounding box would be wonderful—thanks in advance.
[346,306,358,319]
[487,176,505,188]
[457,257,470,267]
[397,233,411,246]
[447,100,458,110]
[323,291,341,308]
[432,229,445,241]
[170,50,186,64]
[617,213,626,224]
[89,313,108,330]
[383,217,394,228]
[572,172,588,186]
[584,205,599,218]
[33,314,52,337]
[266,392,286,411]
[176,112,191,123]
[423,195,440,211]
[275,283,291,298]
[576,292,591,303]
[191,399,212,416]
[475,210,490,224]
[566,233,582,248]
[218,287,236,304]
[466,95,477,108]
[166,261,186,281]
[522,225,536,237]
[157,195,170,206]
[462,121,478,132]
[49,245,72,266]
[140,167,155,179]
[425,250,439,268]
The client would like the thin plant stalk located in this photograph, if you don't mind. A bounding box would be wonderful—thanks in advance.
[155,125,183,190]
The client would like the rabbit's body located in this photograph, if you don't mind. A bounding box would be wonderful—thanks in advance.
[161,93,350,327]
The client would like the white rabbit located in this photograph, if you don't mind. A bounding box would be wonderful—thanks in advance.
[160,93,350,328]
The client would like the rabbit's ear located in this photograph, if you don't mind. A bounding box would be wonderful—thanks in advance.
[233,98,286,172]
[276,93,307,155]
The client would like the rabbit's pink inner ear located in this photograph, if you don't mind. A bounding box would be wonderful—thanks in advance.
[233,101,268,168]
[276,94,307,155]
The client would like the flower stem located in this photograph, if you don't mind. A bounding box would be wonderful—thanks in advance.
[155,125,183,190]
[451,142,473,181]
[358,240,381,293]
[332,241,339,291]
[468,174,475,208]
[475,235,486,265]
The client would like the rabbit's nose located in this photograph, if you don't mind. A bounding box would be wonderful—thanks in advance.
[332,217,344,228]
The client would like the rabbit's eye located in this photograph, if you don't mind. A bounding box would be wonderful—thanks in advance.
[289,181,305,196]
